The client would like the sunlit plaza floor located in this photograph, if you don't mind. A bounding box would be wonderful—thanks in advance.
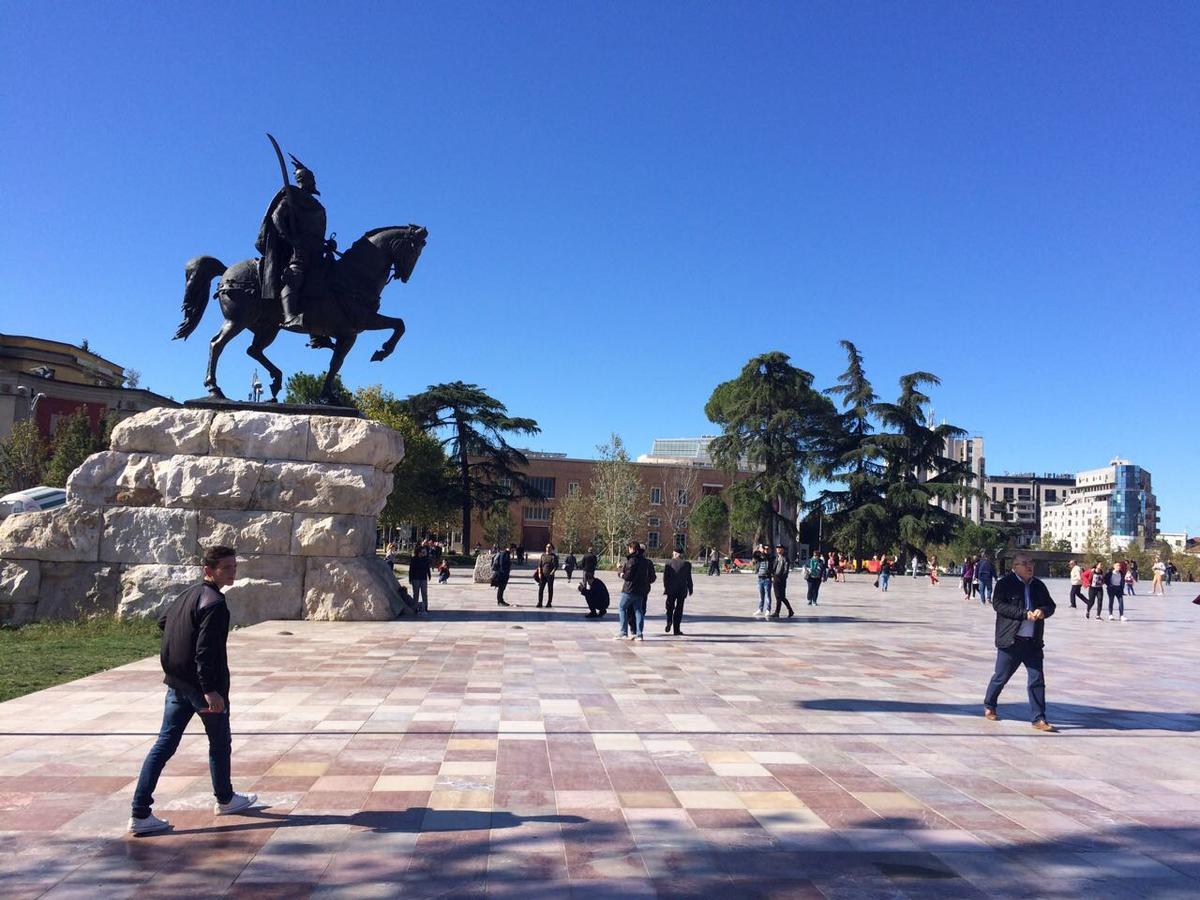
[2,568,1198,898]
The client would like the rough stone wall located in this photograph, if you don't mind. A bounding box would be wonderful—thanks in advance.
[0,408,407,626]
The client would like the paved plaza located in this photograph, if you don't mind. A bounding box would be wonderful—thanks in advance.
[2,568,1198,898]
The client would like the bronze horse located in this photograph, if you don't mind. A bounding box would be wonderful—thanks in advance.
[174,225,427,404]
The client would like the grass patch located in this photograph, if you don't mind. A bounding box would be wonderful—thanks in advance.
[0,616,161,703]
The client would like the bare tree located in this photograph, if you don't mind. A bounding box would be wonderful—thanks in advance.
[662,464,699,553]
[552,487,591,554]
[590,434,644,563]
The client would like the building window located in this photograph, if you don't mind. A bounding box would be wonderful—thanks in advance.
[529,476,555,499]
[676,489,690,506]
[524,506,550,522]
[1045,489,1057,502]
[567,482,580,497]
[650,487,662,505]
[647,516,660,528]
[1003,487,1014,501]
[673,533,686,551]
[647,531,660,550]
[1018,488,1031,499]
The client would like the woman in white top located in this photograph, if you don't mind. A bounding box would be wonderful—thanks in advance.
[1151,560,1166,595]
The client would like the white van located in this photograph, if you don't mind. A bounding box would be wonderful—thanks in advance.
[0,486,68,518]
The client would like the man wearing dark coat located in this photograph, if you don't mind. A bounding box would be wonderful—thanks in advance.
[983,551,1057,731]
[491,543,514,607]
[662,548,694,635]
[257,157,328,329]
[580,547,598,589]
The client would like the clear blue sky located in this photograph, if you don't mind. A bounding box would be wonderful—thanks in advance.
[2,3,1196,532]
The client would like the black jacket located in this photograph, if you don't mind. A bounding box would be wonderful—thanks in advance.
[581,552,598,573]
[619,552,656,596]
[409,555,431,581]
[492,550,512,577]
[159,582,230,700]
[663,558,694,596]
[564,554,577,570]
[538,552,559,577]
[771,555,791,583]
[580,578,610,611]
[992,572,1056,648]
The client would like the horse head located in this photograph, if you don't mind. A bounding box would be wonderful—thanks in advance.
[367,224,428,284]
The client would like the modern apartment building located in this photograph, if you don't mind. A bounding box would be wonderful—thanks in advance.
[1041,459,1159,552]
[941,435,986,524]
[982,472,1076,547]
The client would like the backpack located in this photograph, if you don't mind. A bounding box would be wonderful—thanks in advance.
[806,557,821,580]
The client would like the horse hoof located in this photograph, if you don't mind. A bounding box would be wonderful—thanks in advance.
[207,387,226,400]
[370,350,386,362]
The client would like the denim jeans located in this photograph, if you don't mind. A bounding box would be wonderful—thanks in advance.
[880,573,890,591]
[1107,585,1125,615]
[757,576,773,613]
[984,638,1047,723]
[411,578,429,611]
[618,592,645,636]
[132,687,232,818]
[978,577,994,603]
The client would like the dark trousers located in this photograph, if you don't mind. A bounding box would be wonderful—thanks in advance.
[564,567,574,582]
[132,687,232,818]
[495,575,509,602]
[806,576,820,605]
[772,578,793,616]
[665,592,687,632]
[984,638,1047,723]
[538,574,555,606]
[582,569,596,589]
[1068,585,1086,608]
[1106,585,1124,615]
[1087,586,1104,612]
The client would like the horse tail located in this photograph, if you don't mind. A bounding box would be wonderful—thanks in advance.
[174,255,227,340]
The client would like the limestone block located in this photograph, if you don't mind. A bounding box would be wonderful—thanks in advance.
[110,408,214,456]
[307,416,405,471]
[224,553,304,625]
[303,556,404,621]
[211,411,310,461]
[35,563,120,620]
[0,502,101,562]
[118,564,201,619]
[291,514,377,557]
[68,451,165,507]
[473,553,494,584]
[154,455,262,510]
[198,510,293,556]
[252,462,392,516]
[0,560,40,601]
[100,507,198,565]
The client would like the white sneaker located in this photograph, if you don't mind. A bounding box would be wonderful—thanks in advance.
[613,633,627,640]
[1108,613,1115,620]
[214,792,258,815]
[1120,615,1127,621]
[752,610,763,618]
[128,813,171,834]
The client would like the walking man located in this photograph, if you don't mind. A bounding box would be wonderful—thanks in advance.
[805,552,822,606]
[563,552,577,582]
[976,554,995,604]
[663,548,694,635]
[129,546,257,834]
[492,543,514,606]
[409,545,431,615]
[983,551,1057,732]
[1068,560,1086,609]
[769,544,794,618]
[536,543,559,608]
[707,547,721,576]
[752,543,773,618]
[615,540,656,641]
[581,547,598,589]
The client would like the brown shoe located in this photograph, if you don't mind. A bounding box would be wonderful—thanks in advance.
[1032,720,1057,733]
[983,707,999,721]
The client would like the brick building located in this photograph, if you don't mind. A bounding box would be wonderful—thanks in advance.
[467,450,750,555]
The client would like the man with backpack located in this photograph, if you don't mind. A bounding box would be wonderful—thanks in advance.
[615,540,656,641]
[805,552,823,606]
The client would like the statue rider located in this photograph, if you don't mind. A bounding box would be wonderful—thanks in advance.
[256,155,329,330]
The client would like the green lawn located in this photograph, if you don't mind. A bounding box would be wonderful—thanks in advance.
[0,616,161,703]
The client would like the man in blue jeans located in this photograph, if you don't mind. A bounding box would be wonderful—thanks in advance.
[976,554,996,604]
[614,540,655,641]
[984,551,1057,732]
[128,545,258,834]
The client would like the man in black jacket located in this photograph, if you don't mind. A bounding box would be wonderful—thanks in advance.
[129,546,257,834]
[662,548,694,635]
[983,551,1057,732]
[579,577,610,618]
[580,547,598,589]
[614,540,656,641]
[491,543,514,606]
[536,543,559,608]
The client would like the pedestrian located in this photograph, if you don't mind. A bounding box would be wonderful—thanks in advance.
[409,545,431,615]
[581,546,598,589]
[615,540,656,641]
[436,557,450,584]
[580,576,610,618]
[564,552,577,582]
[804,551,822,607]
[928,554,939,586]
[769,544,795,618]
[976,554,995,604]
[707,547,721,576]
[752,543,773,618]
[536,543,559,608]
[1124,562,1136,596]
[1086,561,1105,620]
[961,556,975,600]
[128,546,258,835]
[983,550,1058,732]
[1080,562,1095,618]
[1067,559,1086,609]
[663,548,694,635]
[911,554,920,580]
[1105,562,1126,620]
[491,543,514,606]
[880,556,892,591]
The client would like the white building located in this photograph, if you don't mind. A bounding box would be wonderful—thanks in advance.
[942,435,986,524]
[1041,458,1159,552]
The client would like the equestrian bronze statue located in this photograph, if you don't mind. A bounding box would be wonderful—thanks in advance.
[173,136,427,405]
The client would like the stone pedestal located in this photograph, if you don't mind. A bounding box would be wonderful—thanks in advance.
[0,407,407,625]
